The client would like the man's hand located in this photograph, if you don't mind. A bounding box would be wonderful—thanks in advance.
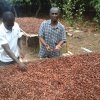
[18,62,27,71]
[54,44,62,51]
[45,44,53,51]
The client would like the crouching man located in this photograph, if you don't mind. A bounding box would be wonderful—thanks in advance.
[0,11,27,71]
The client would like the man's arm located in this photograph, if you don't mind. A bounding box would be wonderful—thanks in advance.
[39,36,48,47]
[2,43,27,71]
[57,40,66,46]
[39,36,52,51]
[55,26,67,50]
[39,21,53,51]
[55,40,66,50]
[2,43,21,64]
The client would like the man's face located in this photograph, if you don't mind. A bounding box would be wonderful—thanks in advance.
[4,20,14,31]
[50,9,59,22]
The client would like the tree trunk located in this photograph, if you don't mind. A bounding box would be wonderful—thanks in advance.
[35,0,41,17]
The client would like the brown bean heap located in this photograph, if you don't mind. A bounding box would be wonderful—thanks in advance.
[0,53,100,100]
[16,17,44,34]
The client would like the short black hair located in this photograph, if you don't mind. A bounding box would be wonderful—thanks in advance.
[2,11,15,22]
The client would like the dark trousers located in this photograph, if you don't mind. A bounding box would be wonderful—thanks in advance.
[0,60,16,66]
[0,57,19,66]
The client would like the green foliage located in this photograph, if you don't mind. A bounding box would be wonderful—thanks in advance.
[50,0,85,26]
[9,0,100,27]
[90,0,100,26]
[50,0,100,27]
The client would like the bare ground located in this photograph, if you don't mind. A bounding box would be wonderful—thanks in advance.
[22,27,100,62]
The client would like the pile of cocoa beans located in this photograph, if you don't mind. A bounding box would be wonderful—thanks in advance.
[0,53,99,100]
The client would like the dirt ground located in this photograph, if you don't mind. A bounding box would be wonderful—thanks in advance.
[67,27,100,54]
[22,26,100,62]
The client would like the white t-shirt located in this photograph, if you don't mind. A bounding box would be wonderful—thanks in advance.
[0,22,23,62]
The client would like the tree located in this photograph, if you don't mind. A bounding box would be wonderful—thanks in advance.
[9,0,100,26]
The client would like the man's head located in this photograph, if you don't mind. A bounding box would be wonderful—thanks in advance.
[2,11,15,31]
[49,7,60,23]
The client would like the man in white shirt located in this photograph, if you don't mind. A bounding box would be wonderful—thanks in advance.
[0,11,26,71]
